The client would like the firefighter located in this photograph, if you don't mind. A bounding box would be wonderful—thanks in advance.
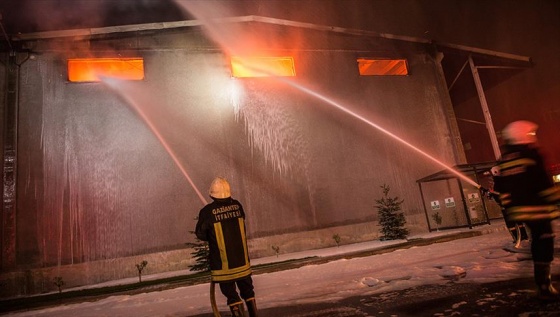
[195,177,258,317]
[493,120,560,300]
[489,166,529,247]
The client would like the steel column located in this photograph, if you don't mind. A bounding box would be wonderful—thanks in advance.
[2,52,18,270]
[468,55,501,160]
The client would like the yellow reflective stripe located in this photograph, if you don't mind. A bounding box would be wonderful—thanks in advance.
[540,186,560,202]
[239,218,250,264]
[509,205,558,213]
[499,158,536,169]
[228,301,243,307]
[499,193,511,205]
[211,264,252,282]
[506,205,560,221]
[499,193,510,200]
[213,222,228,270]
[508,210,560,222]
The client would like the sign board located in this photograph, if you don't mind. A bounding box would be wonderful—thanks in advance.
[469,206,478,219]
[467,193,480,203]
[430,200,441,210]
[444,197,455,208]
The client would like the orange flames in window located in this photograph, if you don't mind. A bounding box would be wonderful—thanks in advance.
[68,58,145,82]
[231,56,296,78]
[357,58,408,76]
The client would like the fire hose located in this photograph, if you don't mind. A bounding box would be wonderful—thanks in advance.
[210,281,221,317]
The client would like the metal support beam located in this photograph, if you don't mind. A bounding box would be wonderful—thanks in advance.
[468,55,501,160]
[418,182,433,232]
[2,52,18,270]
[457,178,472,229]
[448,58,469,92]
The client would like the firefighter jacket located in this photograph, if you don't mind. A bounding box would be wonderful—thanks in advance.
[493,144,560,222]
[195,197,252,282]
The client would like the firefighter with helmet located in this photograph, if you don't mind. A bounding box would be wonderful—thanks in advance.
[489,166,529,247]
[195,177,258,316]
[493,120,560,300]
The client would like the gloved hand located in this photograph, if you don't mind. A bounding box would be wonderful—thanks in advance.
[479,186,489,197]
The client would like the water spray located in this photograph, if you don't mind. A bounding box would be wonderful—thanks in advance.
[102,77,220,315]
[283,81,482,188]
[233,62,483,189]
[101,78,208,206]
[175,0,484,191]
[175,5,483,315]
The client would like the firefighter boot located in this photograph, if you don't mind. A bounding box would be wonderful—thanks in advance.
[245,298,258,317]
[519,224,529,241]
[508,226,517,243]
[534,262,559,301]
[229,302,246,317]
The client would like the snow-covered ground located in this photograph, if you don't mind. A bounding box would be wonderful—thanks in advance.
[4,221,559,317]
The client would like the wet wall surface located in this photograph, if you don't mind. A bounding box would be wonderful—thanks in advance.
[12,27,461,269]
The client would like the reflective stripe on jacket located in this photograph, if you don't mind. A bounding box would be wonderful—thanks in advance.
[195,198,252,282]
[505,205,560,222]
[494,144,560,222]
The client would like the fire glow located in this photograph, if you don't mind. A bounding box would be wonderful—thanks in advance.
[230,56,296,78]
[357,58,409,76]
[68,58,145,82]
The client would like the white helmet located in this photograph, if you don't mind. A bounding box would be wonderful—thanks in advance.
[209,177,231,199]
[502,120,538,145]
[490,166,500,176]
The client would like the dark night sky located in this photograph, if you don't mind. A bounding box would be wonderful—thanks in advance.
[0,1,556,50]
[0,0,187,33]
[1,0,557,58]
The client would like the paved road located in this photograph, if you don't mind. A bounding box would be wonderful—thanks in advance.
[4,224,560,317]
[193,277,560,317]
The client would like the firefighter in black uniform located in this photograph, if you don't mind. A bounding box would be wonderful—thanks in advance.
[195,177,258,317]
[493,121,560,300]
[489,166,529,247]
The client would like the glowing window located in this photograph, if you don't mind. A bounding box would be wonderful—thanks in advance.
[68,58,144,82]
[357,58,408,76]
[231,56,296,78]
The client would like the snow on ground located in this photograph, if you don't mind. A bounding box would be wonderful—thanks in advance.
[4,221,559,317]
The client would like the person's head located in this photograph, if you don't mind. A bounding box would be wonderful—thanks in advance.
[502,120,538,145]
[209,177,231,199]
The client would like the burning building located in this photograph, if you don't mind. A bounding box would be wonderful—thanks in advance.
[0,13,533,296]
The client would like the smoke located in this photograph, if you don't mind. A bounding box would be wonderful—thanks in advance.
[17,0,105,32]
[6,0,185,33]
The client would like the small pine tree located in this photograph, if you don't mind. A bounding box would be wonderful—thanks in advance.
[375,184,409,240]
[187,217,210,272]
[187,240,210,272]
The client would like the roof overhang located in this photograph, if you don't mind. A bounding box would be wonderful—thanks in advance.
[416,162,497,183]
[8,15,532,67]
